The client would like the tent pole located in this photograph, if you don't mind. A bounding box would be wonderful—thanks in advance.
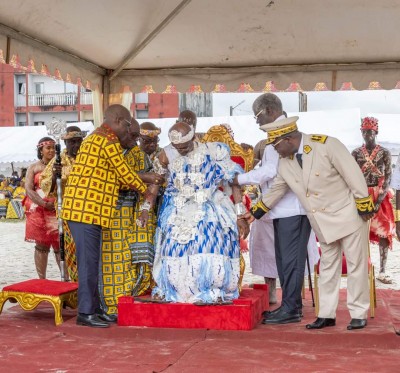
[109,0,193,81]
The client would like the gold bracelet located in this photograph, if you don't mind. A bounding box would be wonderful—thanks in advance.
[395,209,400,222]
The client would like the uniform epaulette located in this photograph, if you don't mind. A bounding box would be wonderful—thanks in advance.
[310,135,328,144]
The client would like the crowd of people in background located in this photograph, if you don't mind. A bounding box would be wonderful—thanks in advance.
[1,94,400,333]
[0,170,26,219]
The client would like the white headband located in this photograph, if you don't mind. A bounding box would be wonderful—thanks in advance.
[169,126,195,144]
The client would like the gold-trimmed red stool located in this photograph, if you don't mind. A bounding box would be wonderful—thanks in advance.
[0,279,78,325]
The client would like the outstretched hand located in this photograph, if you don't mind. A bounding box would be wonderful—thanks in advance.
[141,172,165,185]
[242,211,255,224]
[237,218,250,239]
[137,210,149,228]
[361,212,375,222]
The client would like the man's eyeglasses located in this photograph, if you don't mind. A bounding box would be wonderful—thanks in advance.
[271,137,285,148]
[254,109,264,120]
[120,118,132,128]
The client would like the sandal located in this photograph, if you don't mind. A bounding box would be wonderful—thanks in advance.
[216,300,233,305]
[134,297,154,303]
[135,295,171,303]
[216,297,233,306]
[377,274,393,284]
[194,301,212,306]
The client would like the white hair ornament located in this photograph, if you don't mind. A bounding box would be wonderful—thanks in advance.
[169,126,195,144]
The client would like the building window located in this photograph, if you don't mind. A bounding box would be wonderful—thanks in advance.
[35,82,44,94]
[18,83,26,95]
[18,122,26,126]
[136,110,149,119]
[34,121,45,126]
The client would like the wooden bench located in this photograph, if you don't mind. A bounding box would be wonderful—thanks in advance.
[0,279,78,325]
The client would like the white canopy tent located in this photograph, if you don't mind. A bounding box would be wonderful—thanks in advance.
[1,0,400,95]
[1,112,398,175]
[0,122,94,175]
[142,108,400,154]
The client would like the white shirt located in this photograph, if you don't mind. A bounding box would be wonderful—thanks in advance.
[238,121,306,219]
[391,155,400,190]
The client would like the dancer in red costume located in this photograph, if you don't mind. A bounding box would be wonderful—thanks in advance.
[352,117,395,284]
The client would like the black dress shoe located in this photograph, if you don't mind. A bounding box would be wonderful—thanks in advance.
[306,317,336,329]
[95,308,118,323]
[347,318,367,330]
[97,312,118,323]
[76,313,110,328]
[262,306,282,318]
[262,308,301,325]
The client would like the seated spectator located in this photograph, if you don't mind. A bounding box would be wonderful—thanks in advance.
[0,178,13,218]
[6,179,26,219]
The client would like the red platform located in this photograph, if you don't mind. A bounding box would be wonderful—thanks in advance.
[118,284,269,330]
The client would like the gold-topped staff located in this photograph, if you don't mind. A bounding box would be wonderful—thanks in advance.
[46,117,67,281]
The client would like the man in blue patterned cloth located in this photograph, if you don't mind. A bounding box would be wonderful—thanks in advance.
[151,121,250,304]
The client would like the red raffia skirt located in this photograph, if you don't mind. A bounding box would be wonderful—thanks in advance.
[368,186,395,248]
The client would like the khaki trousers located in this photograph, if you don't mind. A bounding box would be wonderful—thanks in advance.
[318,222,370,319]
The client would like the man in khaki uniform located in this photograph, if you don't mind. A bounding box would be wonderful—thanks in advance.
[248,116,374,330]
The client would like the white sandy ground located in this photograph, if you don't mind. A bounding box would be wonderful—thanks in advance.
[0,220,398,310]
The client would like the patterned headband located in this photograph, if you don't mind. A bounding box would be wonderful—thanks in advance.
[37,140,55,149]
[169,126,195,144]
[140,128,161,137]
[61,131,87,140]
[361,117,379,131]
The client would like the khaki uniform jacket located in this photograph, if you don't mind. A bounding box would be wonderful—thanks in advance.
[261,134,370,244]
[61,124,147,228]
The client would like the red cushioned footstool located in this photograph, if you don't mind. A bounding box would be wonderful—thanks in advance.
[0,279,78,325]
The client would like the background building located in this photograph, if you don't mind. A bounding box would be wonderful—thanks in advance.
[0,64,93,127]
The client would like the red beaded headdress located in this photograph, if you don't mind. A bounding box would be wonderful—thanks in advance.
[36,140,55,149]
[361,117,379,131]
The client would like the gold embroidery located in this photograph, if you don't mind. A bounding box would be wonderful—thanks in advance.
[310,135,328,144]
[355,195,375,214]
[265,123,298,145]
[250,201,270,219]
[303,145,312,154]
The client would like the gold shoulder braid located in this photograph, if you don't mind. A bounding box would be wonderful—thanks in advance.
[355,195,375,215]
[250,200,270,219]
[310,135,328,144]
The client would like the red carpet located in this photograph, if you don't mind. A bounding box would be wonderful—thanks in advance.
[0,288,399,372]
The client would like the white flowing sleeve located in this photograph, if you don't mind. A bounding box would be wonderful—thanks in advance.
[238,145,278,186]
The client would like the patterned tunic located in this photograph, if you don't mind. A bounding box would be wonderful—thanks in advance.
[61,124,147,228]
[99,146,157,315]
[152,142,243,303]
[352,145,395,247]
